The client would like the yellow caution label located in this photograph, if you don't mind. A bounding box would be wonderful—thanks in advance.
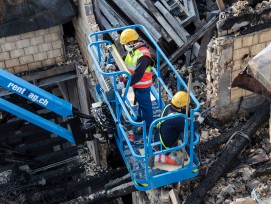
[135,180,148,187]
[192,169,199,173]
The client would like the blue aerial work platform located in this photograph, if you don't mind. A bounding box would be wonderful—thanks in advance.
[0,24,201,191]
[87,24,201,191]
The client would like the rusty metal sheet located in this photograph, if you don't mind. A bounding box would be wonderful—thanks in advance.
[232,68,271,102]
[232,43,271,102]
[248,43,271,93]
[0,0,76,37]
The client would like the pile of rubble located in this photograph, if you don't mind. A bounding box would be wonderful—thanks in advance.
[217,0,271,36]
[94,0,219,69]
[203,123,271,204]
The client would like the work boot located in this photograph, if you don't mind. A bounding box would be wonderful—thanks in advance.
[175,151,185,167]
[154,154,179,165]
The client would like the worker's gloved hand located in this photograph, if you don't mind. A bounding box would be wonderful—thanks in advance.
[119,75,128,86]
[194,112,205,124]
[117,81,125,89]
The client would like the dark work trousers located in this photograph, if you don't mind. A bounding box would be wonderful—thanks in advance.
[133,87,153,128]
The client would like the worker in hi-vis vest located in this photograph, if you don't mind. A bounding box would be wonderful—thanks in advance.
[151,91,205,166]
[120,28,154,135]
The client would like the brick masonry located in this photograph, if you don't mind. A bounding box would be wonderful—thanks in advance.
[206,28,271,120]
[72,0,103,165]
[0,25,66,73]
[72,0,98,69]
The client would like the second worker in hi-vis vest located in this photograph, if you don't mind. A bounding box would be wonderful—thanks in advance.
[120,28,154,135]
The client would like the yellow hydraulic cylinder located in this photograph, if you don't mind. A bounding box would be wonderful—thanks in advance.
[107,44,131,74]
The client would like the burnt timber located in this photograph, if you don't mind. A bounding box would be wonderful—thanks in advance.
[185,101,270,204]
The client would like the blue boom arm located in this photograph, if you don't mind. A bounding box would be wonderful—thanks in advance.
[0,68,75,143]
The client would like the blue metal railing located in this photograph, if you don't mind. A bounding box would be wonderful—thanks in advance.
[87,24,200,190]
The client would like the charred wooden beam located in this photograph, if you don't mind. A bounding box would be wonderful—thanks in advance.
[0,141,11,150]
[21,64,76,82]
[95,1,118,35]
[193,12,217,70]
[0,166,30,192]
[253,160,271,178]
[104,174,131,190]
[153,0,200,57]
[93,0,125,58]
[0,154,41,166]
[128,0,172,43]
[100,11,122,45]
[14,137,65,154]
[110,0,162,42]
[139,0,184,47]
[200,124,243,152]
[93,0,103,29]
[5,120,68,149]
[0,111,12,124]
[0,120,25,134]
[154,1,188,42]
[161,15,219,71]
[27,167,128,203]
[66,182,136,204]
[225,152,270,175]
[0,111,59,138]
[30,163,85,184]
[0,128,52,147]
[33,146,79,167]
[99,0,126,27]
[184,101,270,204]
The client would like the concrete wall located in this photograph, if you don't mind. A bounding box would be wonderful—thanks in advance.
[206,28,271,120]
[0,25,65,74]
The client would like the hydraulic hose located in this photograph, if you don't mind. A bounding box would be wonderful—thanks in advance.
[72,107,94,119]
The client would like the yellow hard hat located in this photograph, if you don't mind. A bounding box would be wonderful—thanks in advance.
[171,91,188,108]
[120,28,139,45]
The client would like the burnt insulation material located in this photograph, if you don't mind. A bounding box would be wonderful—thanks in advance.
[0,0,77,37]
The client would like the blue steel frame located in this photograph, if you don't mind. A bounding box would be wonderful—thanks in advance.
[0,68,75,143]
[88,24,200,191]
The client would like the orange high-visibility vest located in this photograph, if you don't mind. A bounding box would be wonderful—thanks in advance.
[125,47,153,88]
